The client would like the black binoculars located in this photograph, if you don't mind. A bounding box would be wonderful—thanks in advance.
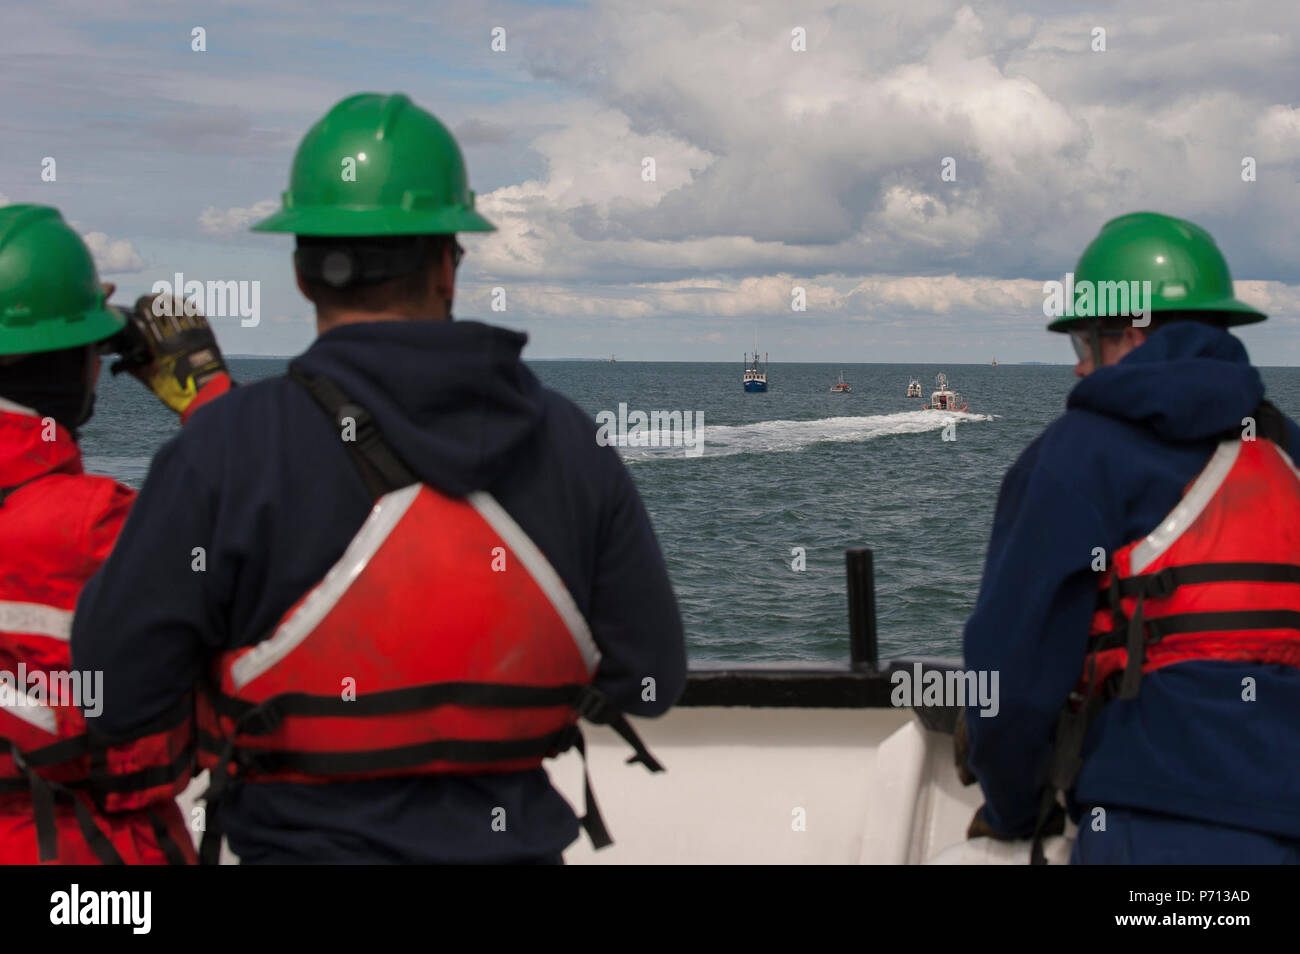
[95,305,152,368]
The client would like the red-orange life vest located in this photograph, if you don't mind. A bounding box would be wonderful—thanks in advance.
[1083,420,1300,698]
[194,368,659,863]
[1034,401,1300,864]
[1,405,195,864]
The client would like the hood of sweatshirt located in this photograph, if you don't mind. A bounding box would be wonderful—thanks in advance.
[1067,321,1263,441]
[291,319,546,497]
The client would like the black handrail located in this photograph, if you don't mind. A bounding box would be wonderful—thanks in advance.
[846,547,878,671]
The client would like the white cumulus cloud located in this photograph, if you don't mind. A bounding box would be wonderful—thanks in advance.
[80,231,145,274]
[199,199,280,236]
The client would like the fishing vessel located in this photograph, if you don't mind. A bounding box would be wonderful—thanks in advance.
[990,358,998,367]
[906,378,923,398]
[743,350,768,392]
[829,371,852,393]
[923,372,967,412]
[178,550,1073,865]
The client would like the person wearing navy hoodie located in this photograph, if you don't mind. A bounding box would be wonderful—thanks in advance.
[963,212,1300,864]
[70,93,686,864]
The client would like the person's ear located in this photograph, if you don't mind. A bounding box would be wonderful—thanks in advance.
[1122,325,1149,350]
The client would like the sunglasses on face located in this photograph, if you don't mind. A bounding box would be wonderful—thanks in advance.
[1068,327,1124,362]
[452,240,465,269]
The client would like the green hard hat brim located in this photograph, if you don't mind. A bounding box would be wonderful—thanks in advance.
[1045,296,1266,333]
[251,205,497,236]
[0,303,125,357]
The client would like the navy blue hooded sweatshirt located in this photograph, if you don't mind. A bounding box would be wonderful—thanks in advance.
[71,319,687,863]
[964,321,1300,842]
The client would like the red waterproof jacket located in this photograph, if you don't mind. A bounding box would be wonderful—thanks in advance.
[0,396,203,864]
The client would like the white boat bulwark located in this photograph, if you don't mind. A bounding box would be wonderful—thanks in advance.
[177,548,1070,865]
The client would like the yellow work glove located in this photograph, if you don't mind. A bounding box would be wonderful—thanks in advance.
[110,294,230,416]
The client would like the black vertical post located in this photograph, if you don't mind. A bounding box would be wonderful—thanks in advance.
[846,548,878,671]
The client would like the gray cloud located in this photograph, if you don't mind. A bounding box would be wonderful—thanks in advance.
[5,0,1300,360]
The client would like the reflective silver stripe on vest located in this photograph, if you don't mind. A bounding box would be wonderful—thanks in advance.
[468,491,601,674]
[230,483,421,690]
[0,692,58,734]
[229,484,601,690]
[1131,439,1241,575]
[0,397,38,417]
[0,602,73,641]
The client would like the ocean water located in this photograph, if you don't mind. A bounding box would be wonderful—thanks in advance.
[78,358,1300,665]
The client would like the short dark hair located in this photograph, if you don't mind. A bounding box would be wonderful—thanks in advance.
[295,234,457,314]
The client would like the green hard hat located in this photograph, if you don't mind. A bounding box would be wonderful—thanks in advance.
[1047,211,1265,332]
[253,92,496,237]
[0,204,125,357]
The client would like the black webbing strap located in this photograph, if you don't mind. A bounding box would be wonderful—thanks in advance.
[84,745,195,797]
[1252,399,1288,445]
[575,686,664,773]
[196,684,663,855]
[202,684,663,778]
[67,789,125,864]
[1088,609,1300,653]
[1095,560,1300,699]
[216,731,571,776]
[11,744,124,865]
[287,364,418,497]
[1116,590,1148,700]
[146,808,191,866]
[22,746,59,861]
[16,694,192,772]
[1110,562,1300,600]
[1030,654,1106,865]
[206,681,589,727]
[567,728,612,849]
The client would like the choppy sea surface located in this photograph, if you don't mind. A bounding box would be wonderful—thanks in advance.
[79,358,1300,665]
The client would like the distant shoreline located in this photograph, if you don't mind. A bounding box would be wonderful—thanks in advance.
[221,355,1071,366]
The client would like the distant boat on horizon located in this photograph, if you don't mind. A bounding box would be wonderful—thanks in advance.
[743,347,768,392]
[922,372,968,412]
[829,370,852,393]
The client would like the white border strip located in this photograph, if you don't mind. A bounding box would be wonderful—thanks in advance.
[1131,440,1241,574]
[231,484,421,690]
[0,693,57,734]
[0,602,72,641]
[469,492,601,674]
[0,397,38,417]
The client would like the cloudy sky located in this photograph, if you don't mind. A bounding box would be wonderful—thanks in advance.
[3,0,1300,362]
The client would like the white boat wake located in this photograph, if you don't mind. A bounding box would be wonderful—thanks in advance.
[620,410,994,462]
